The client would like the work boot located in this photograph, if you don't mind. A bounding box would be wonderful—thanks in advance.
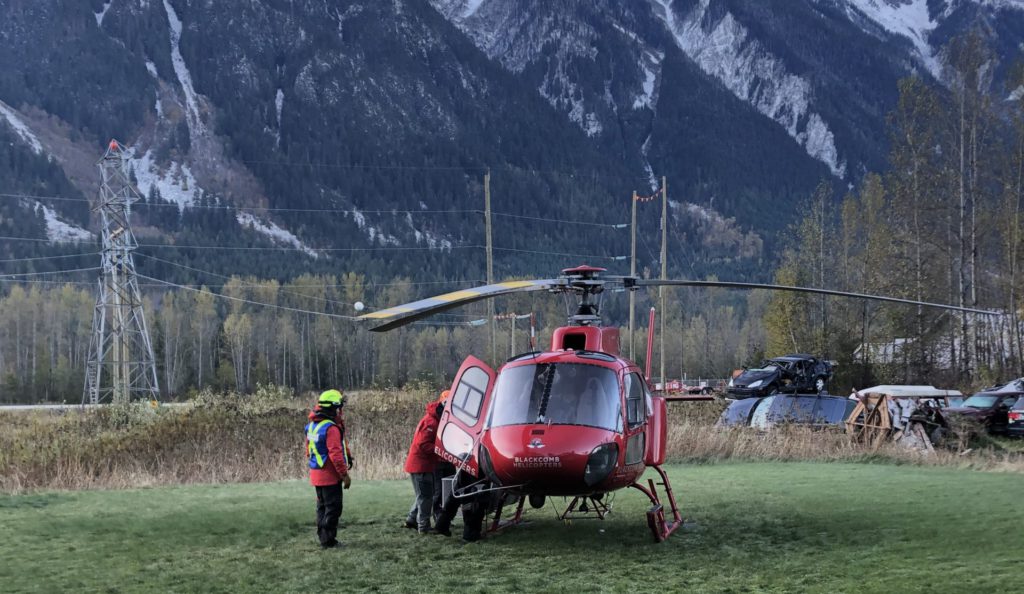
[418,527,435,535]
[435,526,451,537]
[402,520,417,530]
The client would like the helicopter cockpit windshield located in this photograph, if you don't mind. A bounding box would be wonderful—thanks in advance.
[489,363,622,431]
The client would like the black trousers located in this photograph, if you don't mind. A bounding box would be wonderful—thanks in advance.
[435,482,487,542]
[432,462,456,523]
[315,483,343,547]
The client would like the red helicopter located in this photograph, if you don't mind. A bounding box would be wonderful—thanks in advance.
[360,265,994,541]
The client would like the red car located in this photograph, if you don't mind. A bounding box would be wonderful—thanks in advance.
[943,391,1022,435]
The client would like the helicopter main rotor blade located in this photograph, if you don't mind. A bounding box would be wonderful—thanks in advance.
[633,279,1000,316]
[359,279,564,332]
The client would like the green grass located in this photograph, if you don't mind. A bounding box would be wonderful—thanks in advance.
[2,463,1022,593]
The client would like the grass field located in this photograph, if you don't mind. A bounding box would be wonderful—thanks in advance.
[2,462,1022,593]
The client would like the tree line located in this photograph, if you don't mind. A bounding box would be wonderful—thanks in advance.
[764,33,1024,391]
[0,270,769,403]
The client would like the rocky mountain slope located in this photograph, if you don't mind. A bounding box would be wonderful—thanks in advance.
[1,0,1021,283]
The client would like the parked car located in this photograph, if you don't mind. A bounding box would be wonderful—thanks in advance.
[727,354,833,398]
[943,391,1022,435]
[718,394,855,430]
[1007,397,1024,438]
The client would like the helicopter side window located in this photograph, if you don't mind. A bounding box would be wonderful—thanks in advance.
[452,366,489,426]
[625,373,646,428]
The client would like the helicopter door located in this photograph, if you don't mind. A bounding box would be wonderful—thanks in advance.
[623,372,648,466]
[435,356,496,477]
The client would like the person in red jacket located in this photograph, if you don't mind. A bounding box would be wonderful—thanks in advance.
[432,391,455,522]
[403,399,443,533]
[304,389,352,549]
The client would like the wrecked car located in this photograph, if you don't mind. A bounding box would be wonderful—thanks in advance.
[943,391,1021,435]
[845,385,963,449]
[1009,398,1024,438]
[726,354,833,398]
[718,394,854,430]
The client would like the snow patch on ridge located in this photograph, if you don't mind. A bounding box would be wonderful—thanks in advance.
[1009,85,1024,101]
[843,0,940,77]
[237,213,318,258]
[654,0,847,178]
[0,101,44,154]
[800,114,844,179]
[539,74,602,137]
[975,0,1024,12]
[634,59,658,109]
[129,149,199,210]
[404,213,453,250]
[95,1,112,27]
[144,61,162,115]
[461,0,486,19]
[34,202,92,243]
[640,133,658,191]
[349,209,401,247]
[162,0,205,137]
[275,88,284,147]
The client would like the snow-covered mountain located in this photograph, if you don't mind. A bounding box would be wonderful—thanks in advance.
[1,0,1022,279]
[431,0,1024,184]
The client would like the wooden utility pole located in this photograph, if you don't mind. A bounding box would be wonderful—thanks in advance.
[485,169,495,364]
[629,191,637,360]
[660,176,667,386]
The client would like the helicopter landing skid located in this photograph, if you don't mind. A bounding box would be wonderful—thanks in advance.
[558,495,612,521]
[629,465,683,542]
[488,493,527,533]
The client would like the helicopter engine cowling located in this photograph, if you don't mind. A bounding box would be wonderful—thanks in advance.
[483,424,628,496]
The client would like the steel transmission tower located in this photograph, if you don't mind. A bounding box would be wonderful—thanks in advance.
[83,140,160,404]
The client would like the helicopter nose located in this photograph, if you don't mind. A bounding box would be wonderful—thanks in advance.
[483,425,617,495]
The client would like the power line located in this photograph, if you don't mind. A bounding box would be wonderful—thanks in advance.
[0,235,77,244]
[136,253,488,317]
[3,191,630,227]
[0,278,488,294]
[134,254,484,289]
[235,160,655,183]
[492,246,623,261]
[0,193,90,203]
[138,274,359,321]
[491,212,627,228]
[363,279,486,288]
[0,267,100,278]
[0,191,480,214]
[136,273,480,326]
[137,253,362,310]
[2,191,630,228]
[0,252,99,263]
[135,242,481,253]
[0,234,479,253]
[238,160,490,172]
